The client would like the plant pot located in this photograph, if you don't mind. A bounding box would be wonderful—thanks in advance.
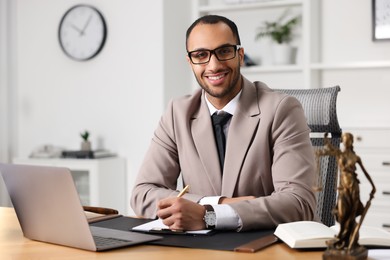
[81,141,91,151]
[272,43,293,65]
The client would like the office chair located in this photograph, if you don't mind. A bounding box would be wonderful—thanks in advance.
[275,86,342,227]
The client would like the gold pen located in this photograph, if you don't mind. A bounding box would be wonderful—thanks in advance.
[177,185,190,198]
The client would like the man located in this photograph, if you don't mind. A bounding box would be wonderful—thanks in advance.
[131,15,316,232]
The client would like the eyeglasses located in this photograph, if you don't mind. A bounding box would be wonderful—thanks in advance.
[187,45,241,65]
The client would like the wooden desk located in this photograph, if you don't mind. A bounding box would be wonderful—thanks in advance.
[0,207,323,259]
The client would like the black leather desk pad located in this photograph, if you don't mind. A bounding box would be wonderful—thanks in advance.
[91,216,276,251]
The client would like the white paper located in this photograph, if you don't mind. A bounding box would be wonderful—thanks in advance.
[132,218,212,235]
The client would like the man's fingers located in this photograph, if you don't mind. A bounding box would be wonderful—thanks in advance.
[157,197,176,209]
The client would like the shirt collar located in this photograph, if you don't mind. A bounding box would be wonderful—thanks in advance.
[205,90,242,116]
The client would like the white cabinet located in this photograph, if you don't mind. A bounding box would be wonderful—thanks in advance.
[12,157,127,214]
[343,128,390,231]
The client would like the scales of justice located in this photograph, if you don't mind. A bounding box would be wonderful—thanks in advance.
[316,132,376,260]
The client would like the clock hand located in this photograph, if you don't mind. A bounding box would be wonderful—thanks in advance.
[80,14,93,36]
[70,24,83,34]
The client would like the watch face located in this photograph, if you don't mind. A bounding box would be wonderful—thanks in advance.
[58,5,107,61]
[205,211,216,226]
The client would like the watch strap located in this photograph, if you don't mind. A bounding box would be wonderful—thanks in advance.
[204,204,214,212]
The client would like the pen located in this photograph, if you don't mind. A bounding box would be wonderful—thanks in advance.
[177,185,190,198]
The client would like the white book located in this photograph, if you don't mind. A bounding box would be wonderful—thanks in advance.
[274,221,390,249]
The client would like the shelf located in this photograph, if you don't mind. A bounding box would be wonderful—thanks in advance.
[242,64,303,73]
[241,60,390,74]
[194,0,310,90]
[310,61,390,70]
[198,0,303,13]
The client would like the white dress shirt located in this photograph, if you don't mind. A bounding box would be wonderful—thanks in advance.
[201,91,243,230]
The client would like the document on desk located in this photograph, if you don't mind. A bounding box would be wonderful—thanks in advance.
[132,218,213,235]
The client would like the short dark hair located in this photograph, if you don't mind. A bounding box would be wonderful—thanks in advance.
[186,15,241,50]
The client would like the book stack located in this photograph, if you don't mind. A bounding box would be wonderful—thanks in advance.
[61,149,116,159]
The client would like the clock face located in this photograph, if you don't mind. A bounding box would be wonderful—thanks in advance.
[58,5,107,61]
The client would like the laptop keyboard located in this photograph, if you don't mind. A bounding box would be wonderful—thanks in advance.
[93,235,132,247]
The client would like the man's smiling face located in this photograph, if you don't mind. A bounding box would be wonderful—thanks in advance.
[186,22,244,108]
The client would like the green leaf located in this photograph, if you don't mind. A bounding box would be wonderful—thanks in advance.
[255,9,300,44]
[80,130,89,141]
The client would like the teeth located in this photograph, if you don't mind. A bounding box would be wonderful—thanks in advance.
[208,74,224,80]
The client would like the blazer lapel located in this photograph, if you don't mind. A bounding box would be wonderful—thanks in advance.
[192,93,222,194]
[222,79,261,197]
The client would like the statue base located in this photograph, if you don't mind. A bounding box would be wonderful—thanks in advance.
[323,240,368,260]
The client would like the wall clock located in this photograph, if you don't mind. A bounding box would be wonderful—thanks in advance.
[58,5,107,61]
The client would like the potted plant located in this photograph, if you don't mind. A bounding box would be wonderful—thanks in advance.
[80,130,91,151]
[255,10,300,65]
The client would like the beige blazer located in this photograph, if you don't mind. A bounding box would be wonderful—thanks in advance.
[131,77,317,231]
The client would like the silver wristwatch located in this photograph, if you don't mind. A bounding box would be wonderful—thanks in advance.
[203,204,216,229]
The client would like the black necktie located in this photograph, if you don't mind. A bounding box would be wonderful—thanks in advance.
[211,112,232,171]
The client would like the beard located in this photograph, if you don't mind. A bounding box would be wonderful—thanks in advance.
[195,64,241,99]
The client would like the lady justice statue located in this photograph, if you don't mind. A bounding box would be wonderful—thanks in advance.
[316,132,376,260]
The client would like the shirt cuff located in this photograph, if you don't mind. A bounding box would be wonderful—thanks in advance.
[213,204,241,230]
[199,196,242,230]
[199,196,221,205]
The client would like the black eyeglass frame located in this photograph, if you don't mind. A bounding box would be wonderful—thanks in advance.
[187,44,242,65]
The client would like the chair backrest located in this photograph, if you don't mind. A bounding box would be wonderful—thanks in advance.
[275,86,342,226]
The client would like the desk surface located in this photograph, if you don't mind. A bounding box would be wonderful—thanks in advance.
[0,207,323,259]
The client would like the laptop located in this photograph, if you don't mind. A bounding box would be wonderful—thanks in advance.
[0,163,161,251]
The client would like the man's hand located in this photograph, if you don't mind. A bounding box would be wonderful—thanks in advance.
[157,197,205,231]
[220,196,255,204]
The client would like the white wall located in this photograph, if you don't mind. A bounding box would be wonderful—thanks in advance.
[14,0,164,155]
[0,0,8,163]
[0,0,12,205]
[321,0,389,63]
[1,0,192,214]
[319,0,390,127]
[163,1,193,104]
